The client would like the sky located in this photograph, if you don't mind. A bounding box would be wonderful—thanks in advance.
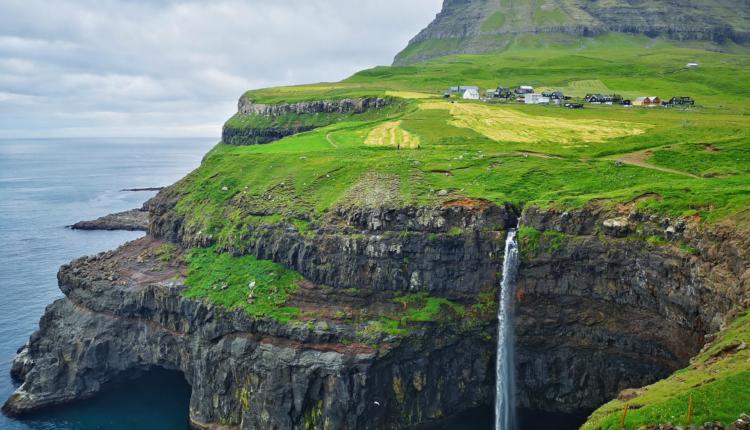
[0,0,442,139]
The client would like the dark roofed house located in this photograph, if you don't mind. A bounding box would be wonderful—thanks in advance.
[449,85,480,95]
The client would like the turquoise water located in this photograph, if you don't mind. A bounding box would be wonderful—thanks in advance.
[0,138,214,430]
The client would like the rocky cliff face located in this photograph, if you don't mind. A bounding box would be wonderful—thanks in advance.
[394,0,750,65]
[5,188,749,429]
[516,207,750,412]
[222,97,390,146]
[3,199,516,429]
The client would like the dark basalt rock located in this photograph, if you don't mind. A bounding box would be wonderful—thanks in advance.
[222,97,390,146]
[70,208,149,232]
[5,199,750,429]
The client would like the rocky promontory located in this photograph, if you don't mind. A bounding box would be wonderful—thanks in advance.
[222,97,391,146]
[70,208,149,232]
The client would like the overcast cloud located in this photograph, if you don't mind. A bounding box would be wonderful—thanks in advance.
[0,0,441,138]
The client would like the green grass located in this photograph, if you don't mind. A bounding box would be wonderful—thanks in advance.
[518,227,568,259]
[481,11,507,32]
[357,293,467,341]
[583,311,750,429]
[183,246,302,323]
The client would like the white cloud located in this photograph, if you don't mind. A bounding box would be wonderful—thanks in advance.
[0,0,442,138]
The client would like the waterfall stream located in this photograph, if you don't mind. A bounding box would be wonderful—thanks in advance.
[495,229,519,430]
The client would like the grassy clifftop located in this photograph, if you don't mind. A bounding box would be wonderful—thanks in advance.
[205,36,750,234]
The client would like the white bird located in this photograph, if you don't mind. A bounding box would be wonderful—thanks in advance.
[373,401,381,407]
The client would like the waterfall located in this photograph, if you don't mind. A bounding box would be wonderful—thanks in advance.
[495,229,519,430]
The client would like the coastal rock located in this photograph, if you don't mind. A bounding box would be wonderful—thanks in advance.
[70,208,149,232]
[6,199,750,428]
[602,217,631,237]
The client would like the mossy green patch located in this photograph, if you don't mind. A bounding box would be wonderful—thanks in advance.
[518,227,568,259]
[184,246,302,323]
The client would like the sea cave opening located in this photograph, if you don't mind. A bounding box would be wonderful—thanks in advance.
[20,367,191,430]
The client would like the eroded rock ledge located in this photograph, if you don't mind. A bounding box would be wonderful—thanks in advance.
[222,97,390,146]
[4,196,750,429]
[70,208,149,231]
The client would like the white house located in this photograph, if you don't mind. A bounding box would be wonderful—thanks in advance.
[463,88,480,100]
[686,62,699,68]
[524,93,549,105]
[518,85,534,94]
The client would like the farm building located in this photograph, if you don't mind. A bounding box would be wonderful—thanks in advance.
[463,88,480,100]
[525,93,550,105]
[686,62,700,68]
[449,85,479,95]
[664,96,695,106]
[542,91,565,100]
[491,86,514,99]
[516,85,534,94]
[585,94,614,104]
[633,96,661,107]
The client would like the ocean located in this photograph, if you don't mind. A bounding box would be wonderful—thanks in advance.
[0,138,214,429]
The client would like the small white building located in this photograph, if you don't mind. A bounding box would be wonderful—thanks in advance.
[463,88,480,100]
[524,93,550,105]
[518,85,534,94]
[686,62,700,68]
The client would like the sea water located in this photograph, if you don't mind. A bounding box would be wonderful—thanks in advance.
[0,138,213,430]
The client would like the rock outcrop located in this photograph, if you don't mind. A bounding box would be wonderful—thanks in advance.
[222,97,390,146]
[515,206,750,412]
[70,208,149,232]
[394,0,750,65]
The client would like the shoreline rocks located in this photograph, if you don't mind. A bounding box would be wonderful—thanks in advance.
[70,208,149,232]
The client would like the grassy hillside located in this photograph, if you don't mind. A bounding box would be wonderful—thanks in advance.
[207,36,750,231]
[583,310,750,429]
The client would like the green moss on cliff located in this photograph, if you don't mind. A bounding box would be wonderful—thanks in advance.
[518,227,568,260]
[583,311,750,429]
[184,247,302,323]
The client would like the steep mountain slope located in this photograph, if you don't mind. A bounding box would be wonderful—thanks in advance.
[394,0,750,65]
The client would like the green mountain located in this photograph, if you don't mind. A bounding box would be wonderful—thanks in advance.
[394,0,750,65]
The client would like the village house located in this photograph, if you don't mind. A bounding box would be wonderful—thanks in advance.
[633,96,661,107]
[525,93,550,105]
[585,94,614,104]
[664,96,695,107]
[490,85,513,99]
[686,62,700,68]
[448,85,479,95]
[516,85,534,94]
[463,88,480,100]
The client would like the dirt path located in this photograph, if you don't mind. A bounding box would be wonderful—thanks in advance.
[326,132,338,149]
[613,150,701,179]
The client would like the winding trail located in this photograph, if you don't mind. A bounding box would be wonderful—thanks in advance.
[612,150,701,179]
[326,132,339,149]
